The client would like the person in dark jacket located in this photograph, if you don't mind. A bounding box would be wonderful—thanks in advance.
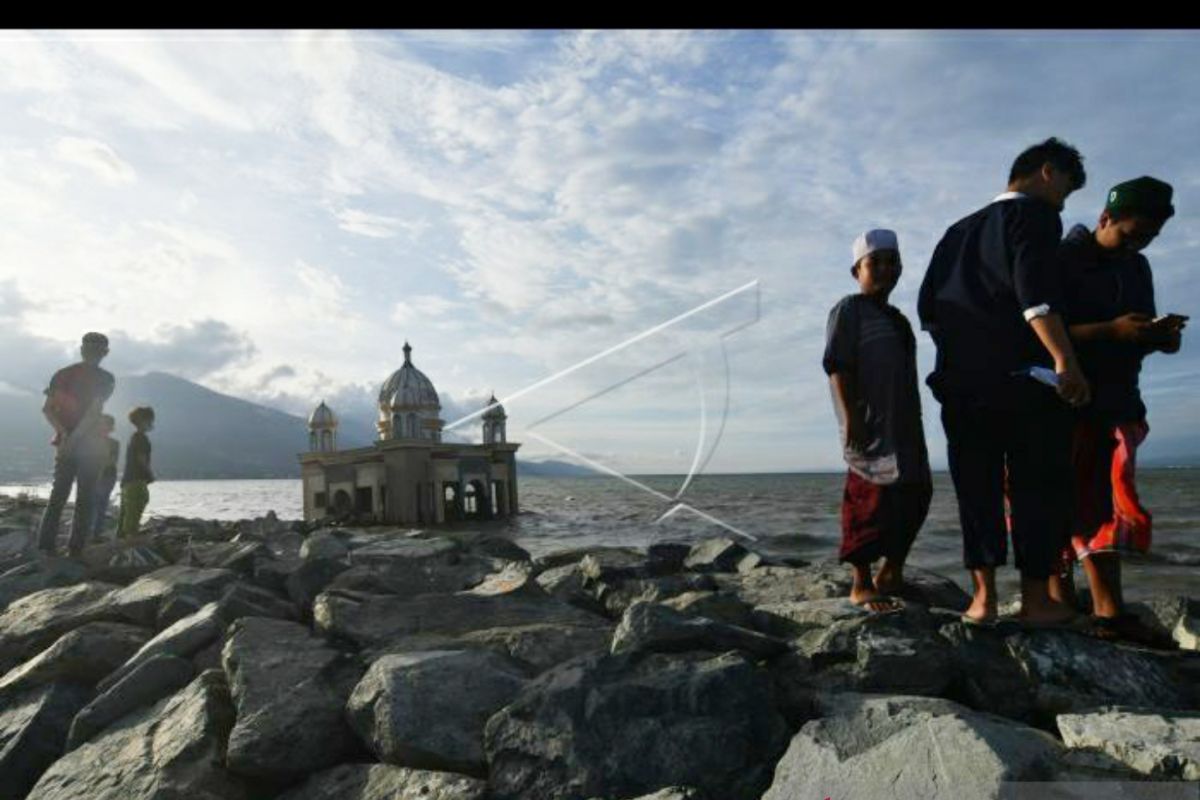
[918,138,1090,627]
[1053,176,1184,646]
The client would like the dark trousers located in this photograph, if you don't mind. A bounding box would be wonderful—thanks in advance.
[940,382,1073,579]
[36,437,106,555]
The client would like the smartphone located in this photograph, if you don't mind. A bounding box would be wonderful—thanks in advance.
[1152,313,1189,327]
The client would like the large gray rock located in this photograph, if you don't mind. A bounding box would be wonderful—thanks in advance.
[0,582,123,674]
[1058,707,1200,781]
[277,763,487,800]
[1006,629,1188,715]
[350,536,461,568]
[0,684,92,799]
[596,573,721,618]
[1129,596,1200,651]
[97,601,224,693]
[682,537,763,573]
[183,541,267,577]
[26,670,246,800]
[106,566,238,628]
[374,622,613,676]
[660,590,756,629]
[285,558,350,613]
[798,605,959,697]
[762,693,1065,800]
[215,582,297,622]
[300,531,349,562]
[533,546,646,573]
[751,597,871,638]
[0,621,150,701]
[67,655,196,751]
[0,558,87,612]
[89,545,172,585]
[347,650,528,776]
[484,649,789,800]
[313,589,608,650]
[534,562,607,615]
[611,600,788,659]
[328,554,500,600]
[715,561,970,612]
[222,616,364,781]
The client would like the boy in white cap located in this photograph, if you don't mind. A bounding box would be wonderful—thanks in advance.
[822,229,933,611]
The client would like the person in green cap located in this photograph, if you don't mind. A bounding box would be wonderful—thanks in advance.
[1051,175,1186,646]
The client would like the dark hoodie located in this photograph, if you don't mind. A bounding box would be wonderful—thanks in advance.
[1060,223,1157,423]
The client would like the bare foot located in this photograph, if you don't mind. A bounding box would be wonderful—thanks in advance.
[962,597,997,624]
[874,563,904,595]
[1017,598,1078,627]
[849,586,903,613]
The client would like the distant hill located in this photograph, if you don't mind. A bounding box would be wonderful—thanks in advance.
[0,371,596,482]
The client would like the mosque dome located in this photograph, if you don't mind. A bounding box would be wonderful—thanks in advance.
[482,393,506,420]
[308,401,338,429]
[379,341,441,410]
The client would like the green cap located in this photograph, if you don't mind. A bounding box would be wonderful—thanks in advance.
[1106,176,1175,221]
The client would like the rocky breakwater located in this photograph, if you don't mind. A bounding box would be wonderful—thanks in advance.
[0,494,1199,799]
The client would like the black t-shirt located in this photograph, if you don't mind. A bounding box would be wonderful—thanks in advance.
[823,294,931,484]
[1060,224,1157,423]
[918,194,1064,397]
[123,431,154,484]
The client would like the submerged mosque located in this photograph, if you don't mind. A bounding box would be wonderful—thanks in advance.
[299,341,519,524]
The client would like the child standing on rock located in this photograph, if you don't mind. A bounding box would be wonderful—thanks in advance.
[822,229,933,612]
[90,413,119,542]
[116,406,155,540]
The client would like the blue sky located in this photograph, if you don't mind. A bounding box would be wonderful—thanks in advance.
[1,30,1198,473]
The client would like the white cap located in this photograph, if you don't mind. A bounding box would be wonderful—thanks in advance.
[852,229,899,266]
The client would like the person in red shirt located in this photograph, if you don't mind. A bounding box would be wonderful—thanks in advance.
[36,332,116,558]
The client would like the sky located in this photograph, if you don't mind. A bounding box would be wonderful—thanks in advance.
[1,29,1198,475]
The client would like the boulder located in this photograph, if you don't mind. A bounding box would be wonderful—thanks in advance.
[611,600,788,659]
[347,650,528,776]
[596,574,721,618]
[0,684,92,799]
[372,622,613,676]
[533,546,645,573]
[0,582,123,674]
[215,582,297,622]
[277,763,487,800]
[660,590,756,629]
[26,670,247,800]
[761,692,1066,799]
[97,601,224,693]
[300,531,349,562]
[285,558,350,613]
[1129,596,1200,651]
[534,563,607,615]
[682,537,763,573]
[1058,706,1200,781]
[106,566,238,628]
[484,649,789,800]
[222,616,364,781]
[0,558,87,612]
[66,654,195,751]
[0,621,150,701]
[1005,629,1188,716]
[798,605,959,697]
[714,561,970,612]
[313,589,608,651]
[350,537,461,569]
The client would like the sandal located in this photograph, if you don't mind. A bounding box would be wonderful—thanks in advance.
[1088,614,1178,650]
[855,595,905,614]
